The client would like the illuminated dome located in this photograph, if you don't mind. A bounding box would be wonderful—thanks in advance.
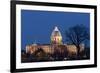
[51,26,62,45]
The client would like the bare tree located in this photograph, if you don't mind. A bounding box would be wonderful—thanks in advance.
[65,24,89,58]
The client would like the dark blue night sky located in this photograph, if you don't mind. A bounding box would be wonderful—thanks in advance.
[21,10,90,49]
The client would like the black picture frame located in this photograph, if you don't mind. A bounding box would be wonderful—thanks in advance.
[10,0,97,73]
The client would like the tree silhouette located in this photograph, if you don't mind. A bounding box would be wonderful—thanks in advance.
[34,48,50,61]
[57,45,68,59]
[65,24,89,58]
[52,45,68,60]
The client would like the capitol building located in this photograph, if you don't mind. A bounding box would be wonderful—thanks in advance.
[25,26,84,58]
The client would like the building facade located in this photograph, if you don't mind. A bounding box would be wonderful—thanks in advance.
[25,26,84,57]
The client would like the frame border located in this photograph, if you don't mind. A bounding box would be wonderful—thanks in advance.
[10,1,97,72]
